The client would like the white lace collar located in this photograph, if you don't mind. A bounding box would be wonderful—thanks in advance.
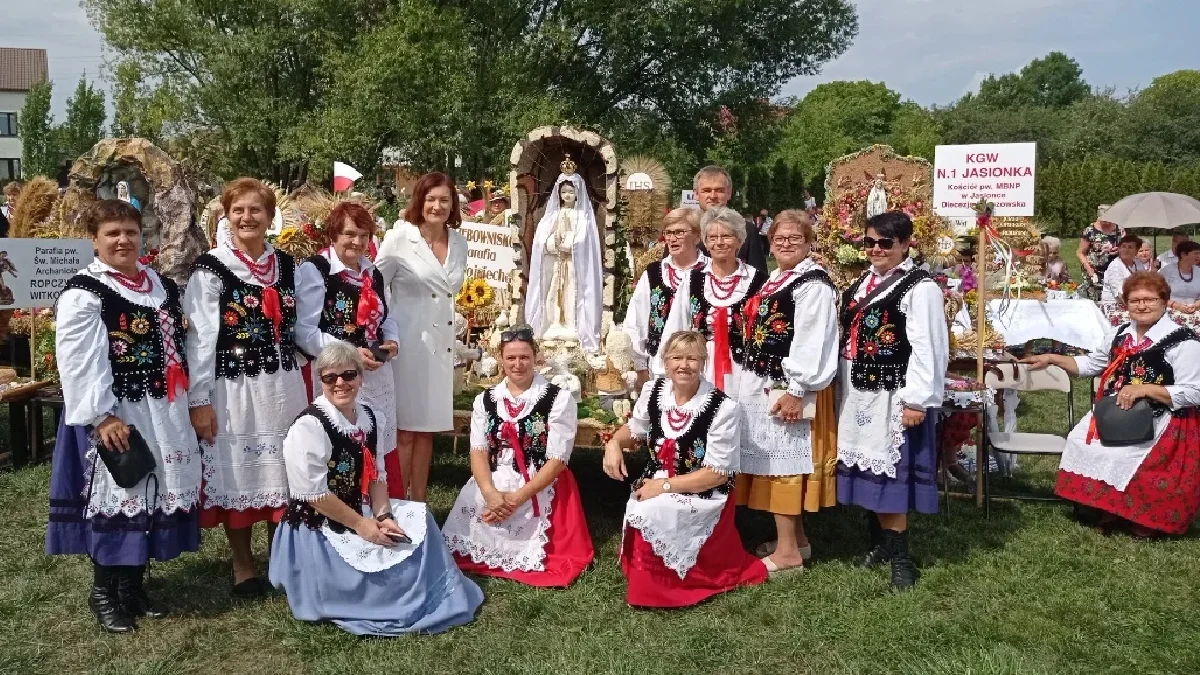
[492,374,549,419]
[868,257,914,281]
[314,395,374,434]
[655,378,716,413]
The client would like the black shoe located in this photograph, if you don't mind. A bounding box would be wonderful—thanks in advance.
[884,529,920,591]
[856,516,891,568]
[89,565,135,633]
[117,566,168,619]
[232,577,271,599]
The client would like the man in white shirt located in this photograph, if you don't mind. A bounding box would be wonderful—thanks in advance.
[1157,232,1190,269]
[804,189,817,211]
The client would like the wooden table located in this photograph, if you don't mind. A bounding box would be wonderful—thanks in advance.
[2,381,53,469]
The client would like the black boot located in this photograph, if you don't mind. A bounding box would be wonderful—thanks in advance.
[117,565,167,619]
[856,515,891,568]
[885,529,920,591]
[89,564,136,633]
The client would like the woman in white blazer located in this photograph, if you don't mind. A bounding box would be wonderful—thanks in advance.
[376,172,468,502]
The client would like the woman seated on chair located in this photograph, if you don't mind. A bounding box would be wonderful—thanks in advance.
[269,342,483,636]
[604,331,767,608]
[1024,272,1200,538]
[441,325,594,587]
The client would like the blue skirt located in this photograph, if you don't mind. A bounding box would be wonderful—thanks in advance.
[45,420,200,566]
[269,512,484,636]
[837,415,939,515]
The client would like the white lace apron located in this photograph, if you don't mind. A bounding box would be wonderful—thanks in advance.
[320,499,429,573]
[1058,411,1172,491]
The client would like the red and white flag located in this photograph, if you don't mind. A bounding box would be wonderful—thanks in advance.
[333,161,362,192]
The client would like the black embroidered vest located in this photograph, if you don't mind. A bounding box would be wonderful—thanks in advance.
[62,273,188,403]
[1103,324,1197,417]
[284,405,378,534]
[191,252,299,379]
[743,268,836,382]
[639,379,732,499]
[643,261,701,357]
[839,267,932,392]
[481,383,561,472]
[308,255,389,349]
[687,268,768,367]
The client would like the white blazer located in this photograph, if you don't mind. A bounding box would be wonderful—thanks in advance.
[375,221,468,432]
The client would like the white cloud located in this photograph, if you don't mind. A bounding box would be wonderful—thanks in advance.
[0,0,109,116]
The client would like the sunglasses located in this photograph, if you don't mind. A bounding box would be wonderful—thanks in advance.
[319,369,361,385]
[501,327,535,343]
[862,236,896,250]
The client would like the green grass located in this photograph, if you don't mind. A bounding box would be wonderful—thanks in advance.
[4,414,1200,675]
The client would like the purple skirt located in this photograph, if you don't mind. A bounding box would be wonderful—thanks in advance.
[837,415,939,515]
[45,420,200,566]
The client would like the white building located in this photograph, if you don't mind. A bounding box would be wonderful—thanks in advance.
[0,48,49,184]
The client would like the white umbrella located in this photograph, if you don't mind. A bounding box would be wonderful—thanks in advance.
[1099,192,1200,230]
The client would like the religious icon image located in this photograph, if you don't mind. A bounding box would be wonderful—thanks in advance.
[0,251,18,305]
[865,171,889,219]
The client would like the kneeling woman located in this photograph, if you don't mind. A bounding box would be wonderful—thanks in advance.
[442,326,593,586]
[1025,271,1200,538]
[270,342,483,636]
[604,331,767,607]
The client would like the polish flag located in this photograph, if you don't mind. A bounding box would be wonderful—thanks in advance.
[333,161,362,192]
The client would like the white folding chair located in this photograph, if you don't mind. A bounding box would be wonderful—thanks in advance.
[981,363,1073,507]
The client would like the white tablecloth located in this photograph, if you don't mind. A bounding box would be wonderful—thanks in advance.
[955,299,1108,350]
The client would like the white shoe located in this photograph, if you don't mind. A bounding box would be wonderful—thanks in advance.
[755,541,812,560]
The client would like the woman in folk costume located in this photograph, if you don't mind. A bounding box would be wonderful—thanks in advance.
[1025,272,1200,538]
[442,325,594,587]
[270,342,483,636]
[733,210,839,575]
[47,200,201,633]
[375,172,468,502]
[604,331,767,607]
[185,178,308,598]
[653,206,768,392]
[837,211,947,590]
[622,207,708,387]
[525,156,604,350]
[295,201,400,494]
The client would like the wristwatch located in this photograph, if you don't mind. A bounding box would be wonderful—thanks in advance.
[375,512,395,523]
[661,479,672,493]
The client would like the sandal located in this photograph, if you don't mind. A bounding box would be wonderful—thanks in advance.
[754,540,812,560]
[762,555,805,578]
[232,577,271,599]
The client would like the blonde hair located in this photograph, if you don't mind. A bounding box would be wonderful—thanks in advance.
[662,207,701,235]
[661,331,707,364]
[315,341,364,375]
[768,209,814,242]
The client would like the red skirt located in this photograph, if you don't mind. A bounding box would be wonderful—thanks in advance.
[384,451,406,499]
[1056,409,1200,535]
[198,504,284,529]
[454,468,594,588]
[620,497,767,608]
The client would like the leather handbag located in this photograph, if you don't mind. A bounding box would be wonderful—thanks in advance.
[93,424,157,488]
[1092,396,1156,447]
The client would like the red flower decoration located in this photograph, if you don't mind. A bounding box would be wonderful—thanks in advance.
[863,342,879,356]
[771,319,787,333]
[223,311,239,326]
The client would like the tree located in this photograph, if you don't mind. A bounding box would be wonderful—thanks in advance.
[19,81,55,178]
[57,75,107,162]
[769,159,791,211]
[746,165,770,214]
[772,80,901,180]
[888,102,942,160]
[1019,52,1090,108]
[1123,70,1200,165]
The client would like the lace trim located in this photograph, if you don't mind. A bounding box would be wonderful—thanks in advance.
[200,489,290,511]
[626,503,718,579]
[321,500,428,573]
[188,394,212,408]
[444,483,556,573]
[82,446,202,517]
[837,400,905,479]
[469,445,489,454]
[740,397,814,476]
[291,491,332,503]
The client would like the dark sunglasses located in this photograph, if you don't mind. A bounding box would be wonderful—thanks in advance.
[501,327,535,343]
[862,236,896,251]
[319,369,361,385]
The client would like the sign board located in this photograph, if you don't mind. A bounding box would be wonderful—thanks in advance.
[458,218,518,292]
[933,142,1036,217]
[680,190,698,208]
[625,172,654,190]
[0,238,92,309]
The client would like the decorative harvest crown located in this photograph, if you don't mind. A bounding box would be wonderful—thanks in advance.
[560,154,577,175]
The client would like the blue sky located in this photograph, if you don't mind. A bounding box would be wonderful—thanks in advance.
[2,0,1198,116]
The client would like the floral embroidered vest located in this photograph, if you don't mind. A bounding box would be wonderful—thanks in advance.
[62,273,188,403]
[308,255,388,349]
[283,405,378,534]
[743,269,835,382]
[1103,325,1196,417]
[644,260,702,357]
[481,383,561,472]
[191,252,299,379]
[839,268,931,392]
[641,379,731,499]
[687,268,768,367]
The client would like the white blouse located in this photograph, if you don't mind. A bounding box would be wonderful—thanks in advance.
[294,249,400,357]
[1101,258,1143,302]
[282,396,388,501]
[628,378,741,475]
[469,374,577,464]
[651,260,761,379]
[770,259,840,397]
[1160,263,1200,304]
[622,253,708,371]
[1072,315,1200,409]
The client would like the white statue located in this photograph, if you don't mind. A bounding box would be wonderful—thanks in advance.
[116,181,142,212]
[525,155,603,351]
[541,350,583,403]
[866,171,889,219]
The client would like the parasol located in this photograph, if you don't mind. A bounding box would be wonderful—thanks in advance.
[1099,192,1200,230]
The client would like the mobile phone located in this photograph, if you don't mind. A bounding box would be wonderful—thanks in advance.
[368,341,391,364]
[387,532,412,545]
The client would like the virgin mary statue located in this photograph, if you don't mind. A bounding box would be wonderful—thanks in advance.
[525,155,603,351]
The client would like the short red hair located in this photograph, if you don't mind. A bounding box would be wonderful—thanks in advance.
[326,202,375,240]
[222,177,276,215]
[1122,271,1169,302]
[403,172,461,229]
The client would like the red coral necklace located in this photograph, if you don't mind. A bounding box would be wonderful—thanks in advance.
[665,407,692,432]
[707,272,740,301]
[106,269,152,293]
[231,248,278,285]
[503,397,526,418]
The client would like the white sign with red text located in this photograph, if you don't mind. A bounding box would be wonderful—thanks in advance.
[933,143,1036,217]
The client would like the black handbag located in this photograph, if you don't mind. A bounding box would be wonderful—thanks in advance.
[92,424,157,488]
[1093,396,1156,447]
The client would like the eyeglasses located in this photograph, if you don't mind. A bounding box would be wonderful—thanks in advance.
[863,236,896,250]
[662,229,692,240]
[1126,297,1163,308]
[772,235,807,245]
[707,234,738,243]
[501,326,535,343]
[319,369,361,385]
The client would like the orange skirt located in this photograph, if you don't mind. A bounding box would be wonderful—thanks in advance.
[735,386,837,514]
